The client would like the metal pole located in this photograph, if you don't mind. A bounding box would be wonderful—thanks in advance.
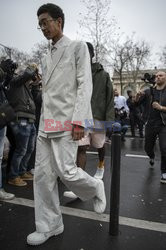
[109,126,121,236]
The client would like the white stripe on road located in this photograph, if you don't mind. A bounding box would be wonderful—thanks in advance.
[4,197,166,233]
[125,154,149,159]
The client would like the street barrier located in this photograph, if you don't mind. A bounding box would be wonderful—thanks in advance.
[109,123,121,236]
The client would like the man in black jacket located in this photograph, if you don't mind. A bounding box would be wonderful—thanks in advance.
[0,60,15,199]
[127,90,144,138]
[5,64,38,186]
[136,71,166,184]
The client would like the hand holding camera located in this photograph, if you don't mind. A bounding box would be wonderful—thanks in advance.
[24,64,41,82]
[0,59,18,75]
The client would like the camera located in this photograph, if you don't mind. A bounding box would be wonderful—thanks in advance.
[9,61,18,73]
[141,73,156,85]
[0,59,18,78]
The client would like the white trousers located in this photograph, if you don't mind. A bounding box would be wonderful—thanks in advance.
[34,135,99,232]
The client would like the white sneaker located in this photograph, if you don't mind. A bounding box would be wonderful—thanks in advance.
[63,191,78,199]
[30,168,35,175]
[0,188,15,200]
[27,225,64,245]
[160,173,166,184]
[93,179,106,214]
[94,167,104,179]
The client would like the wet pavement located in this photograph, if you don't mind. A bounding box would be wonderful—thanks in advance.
[0,133,166,250]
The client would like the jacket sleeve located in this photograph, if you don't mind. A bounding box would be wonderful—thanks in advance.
[7,66,37,87]
[71,42,93,128]
[0,68,5,82]
[105,73,115,121]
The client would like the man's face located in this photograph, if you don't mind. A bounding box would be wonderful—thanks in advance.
[114,90,119,96]
[155,71,166,86]
[38,12,62,42]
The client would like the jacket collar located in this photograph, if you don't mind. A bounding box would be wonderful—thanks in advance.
[45,35,71,84]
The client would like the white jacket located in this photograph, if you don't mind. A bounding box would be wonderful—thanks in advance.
[39,35,93,135]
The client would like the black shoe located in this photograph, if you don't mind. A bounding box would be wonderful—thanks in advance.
[149,158,154,166]
[160,173,166,184]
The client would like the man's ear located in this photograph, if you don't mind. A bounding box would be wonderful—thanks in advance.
[56,17,63,29]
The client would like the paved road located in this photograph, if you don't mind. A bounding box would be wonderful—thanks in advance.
[0,135,166,250]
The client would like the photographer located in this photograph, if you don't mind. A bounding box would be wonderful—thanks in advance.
[4,63,39,186]
[136,71,166,184]
[0,60,15,200]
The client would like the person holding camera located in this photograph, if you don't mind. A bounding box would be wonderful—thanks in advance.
[0,60,15,200]
[136,71,166,184]
[4,63,39,186]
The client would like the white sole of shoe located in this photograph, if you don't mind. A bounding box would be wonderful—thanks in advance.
[0,195,15,200]
[63,191,78,199]
[8,182,27,187]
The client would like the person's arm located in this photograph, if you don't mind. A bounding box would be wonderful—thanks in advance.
[0,68,5,82]
[71,41,93,140]
[105,74,115,121]
[123,97,129,113]
[152,102,166,112]
[9,66,38,87]
[126,98,133,109]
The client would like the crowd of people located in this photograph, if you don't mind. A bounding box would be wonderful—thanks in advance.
[0,2,166,247]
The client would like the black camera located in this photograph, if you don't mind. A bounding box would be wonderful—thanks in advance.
[0,59,18,77]
[10,61,18,73]
[141,73,156,85]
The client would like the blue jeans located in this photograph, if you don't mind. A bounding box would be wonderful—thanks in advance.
[115,119,128,136]
[9,119,36,179]
[0,127,6,188]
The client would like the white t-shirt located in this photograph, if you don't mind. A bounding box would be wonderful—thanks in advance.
[114,95,129,112]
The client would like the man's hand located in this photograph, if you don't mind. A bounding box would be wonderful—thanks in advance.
[152,101,163,111]
[135,91,145,102]
[72,125,84,141]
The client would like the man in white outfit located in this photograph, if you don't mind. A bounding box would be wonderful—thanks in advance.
[27,3,106,246]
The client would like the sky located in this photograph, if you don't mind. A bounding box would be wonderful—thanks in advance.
[0,0,165,67]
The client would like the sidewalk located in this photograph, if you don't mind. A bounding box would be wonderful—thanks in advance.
[0,137,166,250]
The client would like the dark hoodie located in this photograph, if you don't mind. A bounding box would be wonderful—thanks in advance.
[91,62,114,122]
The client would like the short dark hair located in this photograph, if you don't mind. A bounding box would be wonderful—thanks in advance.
[127,90,132,95]
[86,42,94,58]
[37,3,65,30]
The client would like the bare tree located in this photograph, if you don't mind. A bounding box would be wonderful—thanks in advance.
[30,41,48,66]
[110,36,135,93]
[160,45,166,66]
[11,47,31,66]
[78,0,116,68]
[0,45,31,68]
[126,40,151,85]
[111,34,151,94]
[0,41,48,76]
[0,43,12,59]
